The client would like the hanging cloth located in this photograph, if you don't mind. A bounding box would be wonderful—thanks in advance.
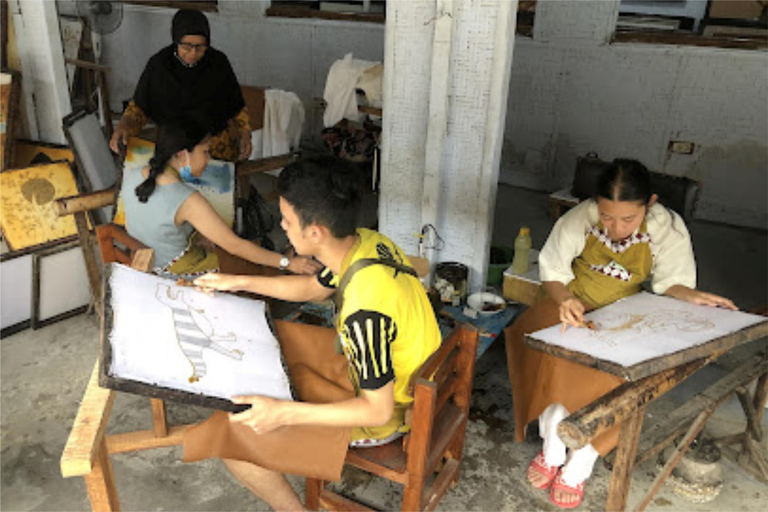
[323,53,380,127]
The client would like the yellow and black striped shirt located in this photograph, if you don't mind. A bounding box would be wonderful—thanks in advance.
[317,229,441,440]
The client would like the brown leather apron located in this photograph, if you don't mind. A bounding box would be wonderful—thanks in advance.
[505,220,653,455]
[183,320,354,481]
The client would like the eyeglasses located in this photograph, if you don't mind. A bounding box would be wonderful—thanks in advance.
[178,42,208,52]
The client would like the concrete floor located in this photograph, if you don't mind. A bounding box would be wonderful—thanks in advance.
[1,184,766,511]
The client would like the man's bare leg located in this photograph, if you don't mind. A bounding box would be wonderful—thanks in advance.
[223,458,305,511]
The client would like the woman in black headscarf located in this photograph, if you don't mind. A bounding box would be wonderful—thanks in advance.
[110,9,252,161]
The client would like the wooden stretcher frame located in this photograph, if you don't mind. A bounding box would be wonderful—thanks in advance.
[0,160,83,252]
[526,320,768,381]
[98,264,285,413]
[12,139,75,168]
[30,239,89,329]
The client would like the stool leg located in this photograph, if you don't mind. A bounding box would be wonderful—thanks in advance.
[606,406,646,512]
[305,478,324,511]
[84,438,120,512]
[150,398,168,437]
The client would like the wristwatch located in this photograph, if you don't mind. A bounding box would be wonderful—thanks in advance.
[279,256,290,270]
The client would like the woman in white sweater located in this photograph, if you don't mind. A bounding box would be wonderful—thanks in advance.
[505,158,735,509]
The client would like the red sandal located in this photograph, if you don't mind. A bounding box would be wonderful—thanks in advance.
[549,470,585,509]
[527,451,560,490]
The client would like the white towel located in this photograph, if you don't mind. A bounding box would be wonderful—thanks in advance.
[263,89,304,158]
[323,53,380,128]
[248,89,305,177]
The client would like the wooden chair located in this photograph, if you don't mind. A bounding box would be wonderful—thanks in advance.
[59,225,195,512]
[305,324,479,512]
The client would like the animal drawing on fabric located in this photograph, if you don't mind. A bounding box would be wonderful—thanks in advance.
[155,283,243,383]
[586,310,715,347]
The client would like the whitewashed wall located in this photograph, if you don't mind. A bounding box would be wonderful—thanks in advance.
[94,0,767,229]
[501,0,768,229]
[98,0,385,144]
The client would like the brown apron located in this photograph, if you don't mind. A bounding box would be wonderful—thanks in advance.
[183,320,354,481]
[505,221,653,455]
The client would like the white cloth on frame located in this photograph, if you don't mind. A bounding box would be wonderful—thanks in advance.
[323,53,380,127]
[538,200,696,294]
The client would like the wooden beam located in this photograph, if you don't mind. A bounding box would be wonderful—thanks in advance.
[54,188,117,217]
[235,153,297,178]
[634,410,710,512]
[64,57,111,72]
[605,354,767,469]
[74,211,103,310]
[105,425,193,455]
[61,362,116,478]
[558,357,712,450]
[613,30,768,50]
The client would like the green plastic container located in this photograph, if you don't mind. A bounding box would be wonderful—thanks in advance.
[487,245,514,285]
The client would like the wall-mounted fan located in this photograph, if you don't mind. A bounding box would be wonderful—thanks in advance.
[76,0,123,35]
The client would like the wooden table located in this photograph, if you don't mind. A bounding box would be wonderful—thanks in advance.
[526,319,768,511]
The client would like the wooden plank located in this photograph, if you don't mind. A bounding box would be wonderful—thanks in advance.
[61,362,116,478]
[345,449,408,485]
[105,425,192,455]
[612,30,768,50]
[235,153,297,178]
[606,407,646,512]
[527,321,767,381]
[423,458,459,512]
[64,57,110,72]
[74,211,102,309]
[318,489,376,512]
[425,404,465,476]
[130,249,154,273]
[266,5,384,24]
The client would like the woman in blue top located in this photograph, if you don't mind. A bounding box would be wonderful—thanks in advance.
[121,120,320,277]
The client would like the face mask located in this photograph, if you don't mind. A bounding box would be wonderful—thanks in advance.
[179,154,202,185]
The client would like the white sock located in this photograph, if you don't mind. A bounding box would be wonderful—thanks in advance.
[539,403,569,467]
[560,443,599,486]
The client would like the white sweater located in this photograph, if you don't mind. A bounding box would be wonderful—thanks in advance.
[539,200,696,294]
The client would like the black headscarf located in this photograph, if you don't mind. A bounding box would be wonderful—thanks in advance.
[171,9,210,44]
[131,10,245,135]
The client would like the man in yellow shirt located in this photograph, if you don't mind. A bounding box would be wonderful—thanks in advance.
[194,155,441,510]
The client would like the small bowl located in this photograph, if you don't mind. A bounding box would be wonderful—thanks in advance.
[467,292,506,316]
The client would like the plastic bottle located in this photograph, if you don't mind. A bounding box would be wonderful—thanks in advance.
[511,227,532,275]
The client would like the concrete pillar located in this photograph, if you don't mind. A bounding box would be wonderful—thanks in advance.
[10,0,71,144]
[379,0,517,290]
